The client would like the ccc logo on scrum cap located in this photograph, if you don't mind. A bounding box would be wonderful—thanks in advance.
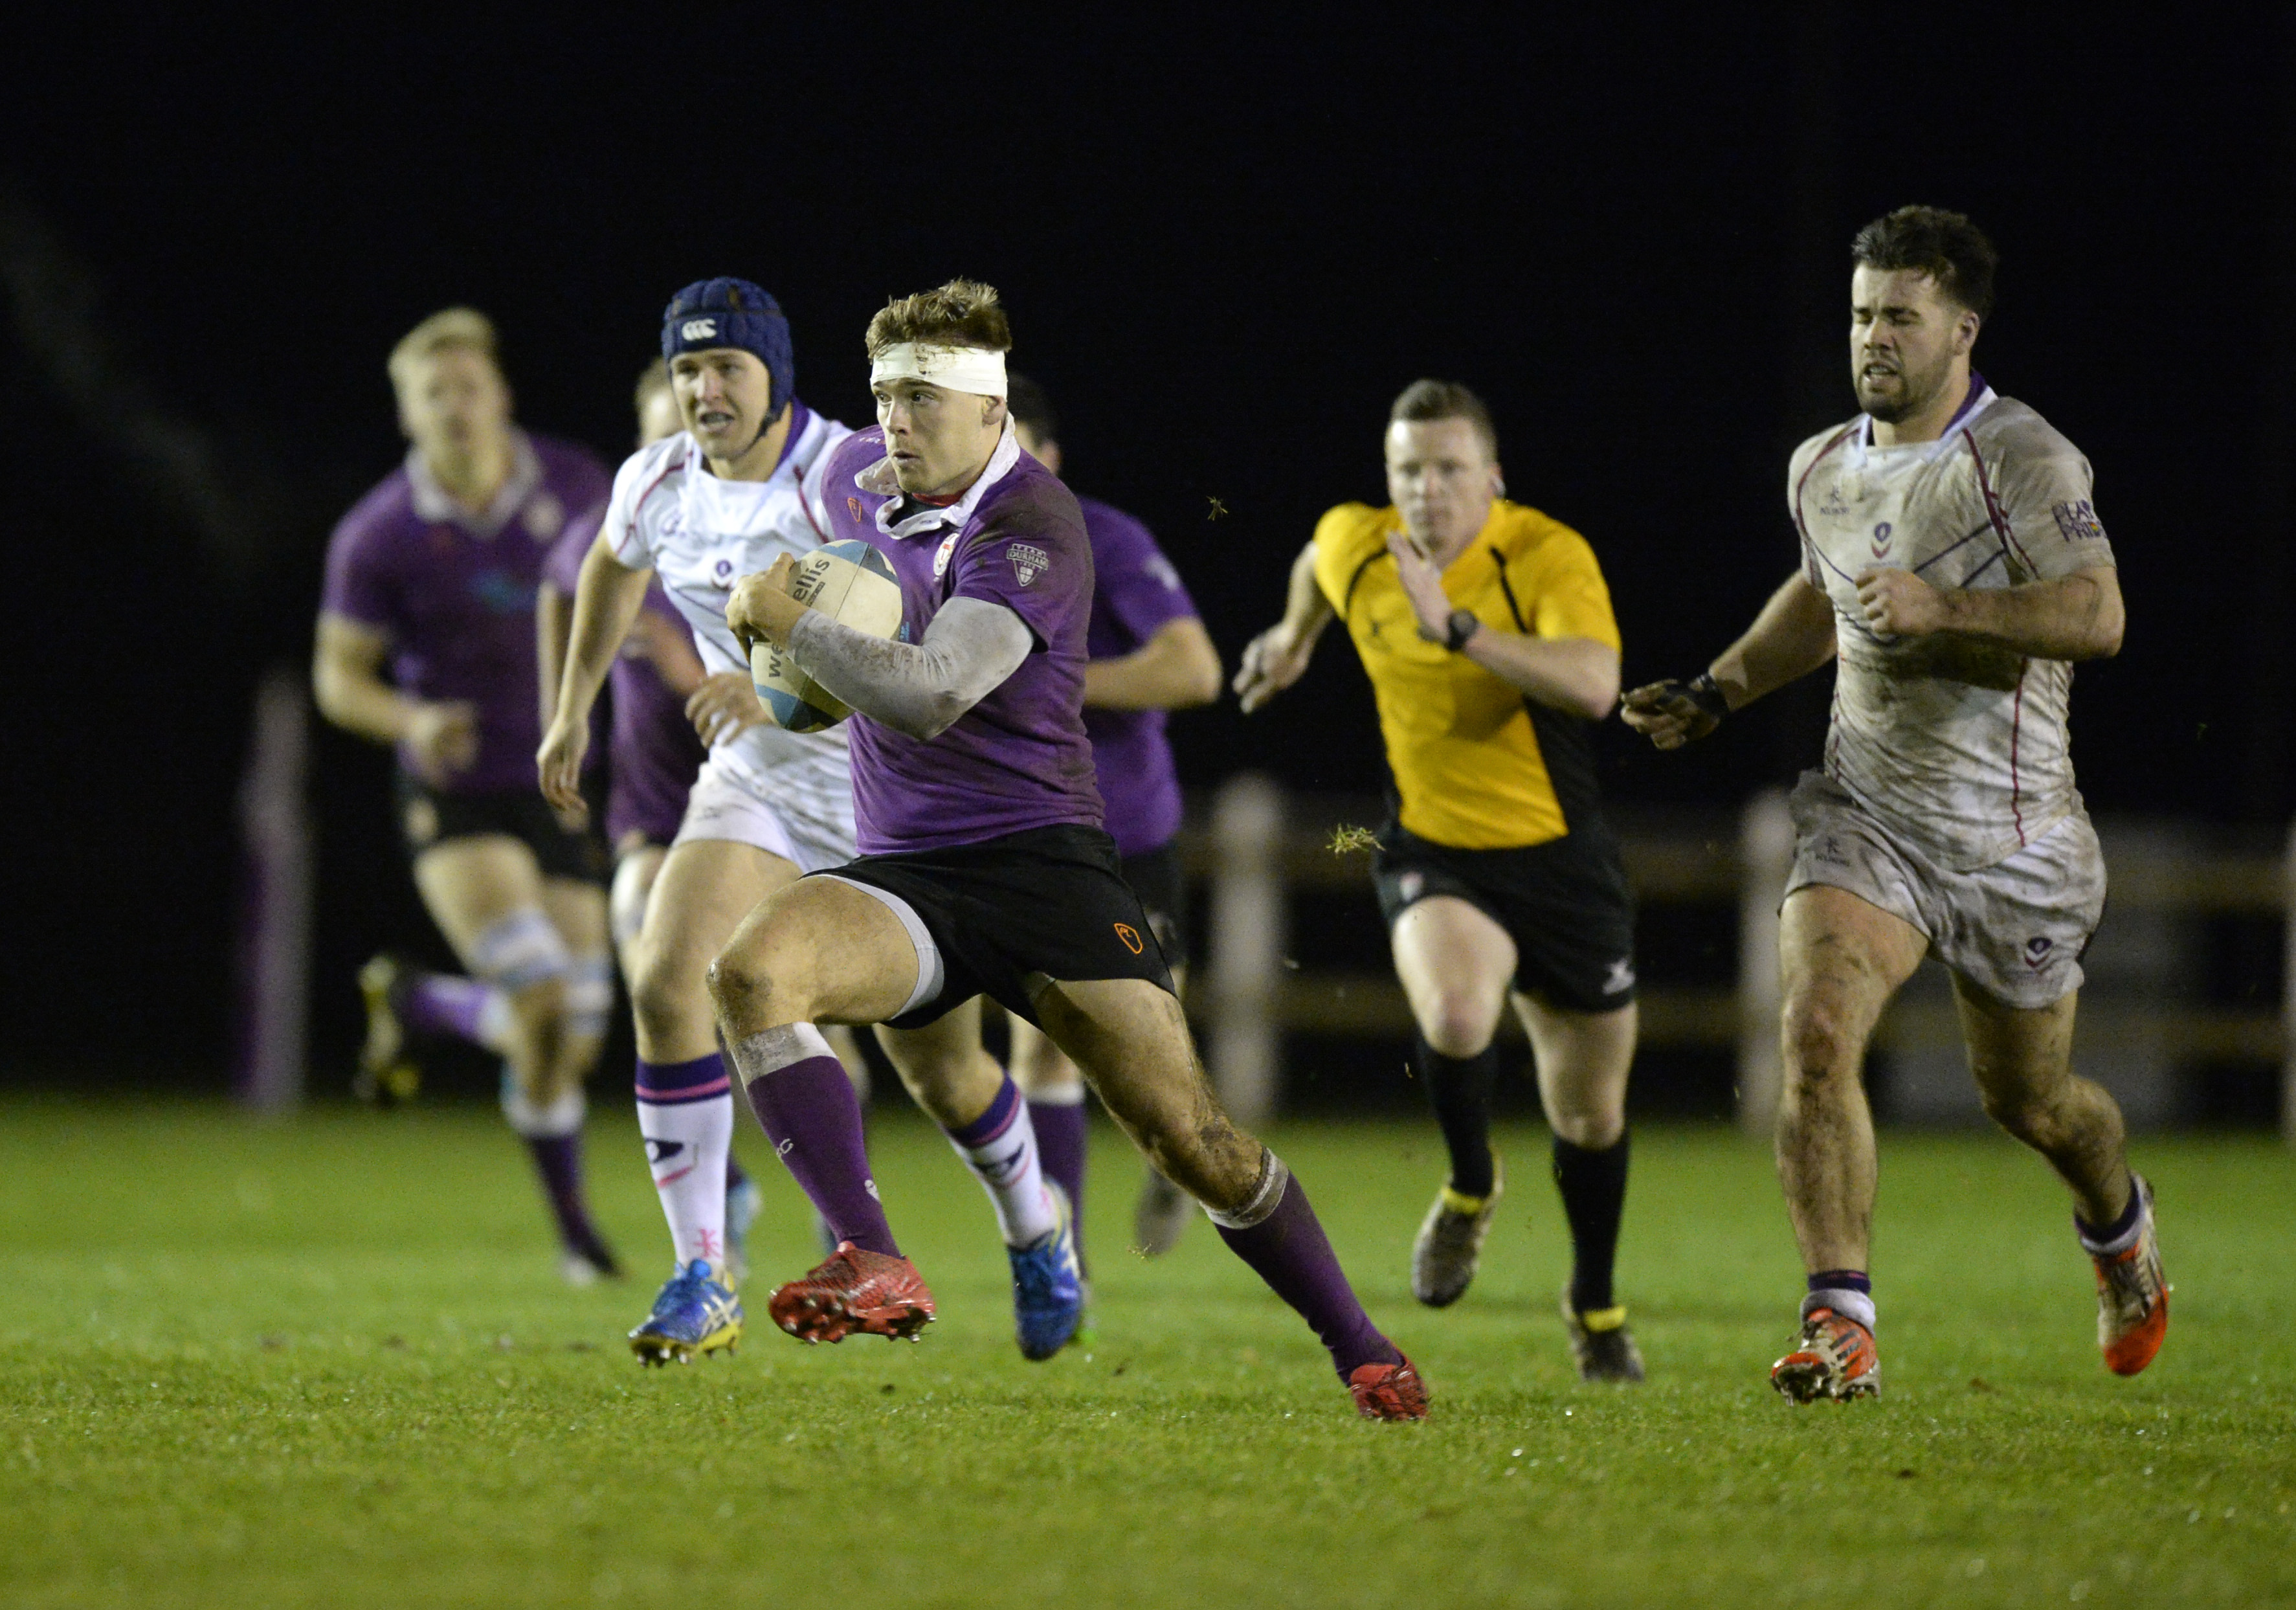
[681,318,717,341]
[1113,923,1144,955]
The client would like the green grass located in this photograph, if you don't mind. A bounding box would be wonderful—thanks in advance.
[0,1097,2290,1609]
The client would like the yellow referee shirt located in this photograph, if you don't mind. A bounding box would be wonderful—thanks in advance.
[1313,499,1621,850]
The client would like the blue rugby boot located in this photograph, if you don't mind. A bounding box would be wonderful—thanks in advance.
[629,1260,744,1367]
[1009,1181,1084,1361]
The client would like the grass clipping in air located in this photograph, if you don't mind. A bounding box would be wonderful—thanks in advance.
[1328,823,1379,855]
[0,1098,2289,1608]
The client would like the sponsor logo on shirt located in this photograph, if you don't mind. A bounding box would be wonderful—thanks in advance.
[682,318,717,341]
[848,496,864,520]
[1113,922,1144,955]
[1008,543,1051,587]
[933,533,960,580]
[2051,499,2106,543]
[2024,935,2055,969]
[1603,958,1637,994]
[1870,520,1893,558]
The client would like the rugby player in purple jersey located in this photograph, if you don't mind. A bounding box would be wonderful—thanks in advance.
[716,280,1426,1420]
[999,375,1222,1264]
[314,307,621,1282]
[541,282,1060,1367]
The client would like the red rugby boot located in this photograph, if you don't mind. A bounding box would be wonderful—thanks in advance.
[2090,1174,2169,1378]
[1348,1354,1431,1422]
[766,1242,935,1344]
[1770,1307,1879,1403]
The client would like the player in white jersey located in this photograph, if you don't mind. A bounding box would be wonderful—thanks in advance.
[1622,207,2167,1400]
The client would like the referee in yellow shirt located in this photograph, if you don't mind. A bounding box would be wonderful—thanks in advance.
[1236,380,1643,1382]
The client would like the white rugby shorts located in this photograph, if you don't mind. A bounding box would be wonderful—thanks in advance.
[669,750,857,873]
[1785,770,2106,1009]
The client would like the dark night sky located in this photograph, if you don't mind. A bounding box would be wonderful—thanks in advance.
[1,8,2285,1076]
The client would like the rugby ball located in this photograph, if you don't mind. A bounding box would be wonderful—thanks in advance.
[748,539,905,732]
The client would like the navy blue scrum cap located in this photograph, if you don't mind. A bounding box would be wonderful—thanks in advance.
[661,278,794,420]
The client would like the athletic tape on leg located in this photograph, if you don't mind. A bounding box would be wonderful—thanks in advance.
[468,908,572,992]
[728,1023,836,1086]
[500,1071,586,1138]
[1205,1150,1292,1230]
[564,956,615,1038]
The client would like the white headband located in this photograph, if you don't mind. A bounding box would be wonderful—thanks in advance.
[869,342,1009,399]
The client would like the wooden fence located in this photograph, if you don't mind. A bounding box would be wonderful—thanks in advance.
[1181,777,2296,1145]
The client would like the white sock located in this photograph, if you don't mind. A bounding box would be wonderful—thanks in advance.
[943,1075,1059,1248]
[636,1057,735,1273]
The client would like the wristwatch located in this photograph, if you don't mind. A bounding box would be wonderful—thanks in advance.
[1444,609,1482,652]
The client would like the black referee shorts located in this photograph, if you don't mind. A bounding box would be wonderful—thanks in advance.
[1372,822,1637,1014]
[812,823,1176,1031]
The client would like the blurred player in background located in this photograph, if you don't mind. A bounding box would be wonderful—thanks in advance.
[1234,379,1645,1383]
[314,307,620,1282]
[536,360,766,1283]
[717,280,1426,1420]
[1622,206,2163,1401]
[1001,374,1222,1264]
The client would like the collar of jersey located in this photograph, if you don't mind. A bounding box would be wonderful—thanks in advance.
[406,429,541,537]
[863,420,1023,541]
[683,402,818,504]
[1855,375,1997,458]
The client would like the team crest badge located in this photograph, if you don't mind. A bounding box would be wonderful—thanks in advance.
[933,533,961,580]
[1007,543,1051,587]
[1113,922,1144,955]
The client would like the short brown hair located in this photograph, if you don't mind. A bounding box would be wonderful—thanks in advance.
[388,306,498,391]
[865,278,1012,358]
[1390,379,1497,458]
[1851,206,1998,320]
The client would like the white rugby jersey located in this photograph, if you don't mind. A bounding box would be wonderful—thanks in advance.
[1789,381,2116,871]
[603,405,856,834]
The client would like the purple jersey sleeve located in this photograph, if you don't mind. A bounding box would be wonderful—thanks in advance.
[544,502,605,596]
[320,487,405,633]
[944,489,1091,652]
[1078,497,1197,659]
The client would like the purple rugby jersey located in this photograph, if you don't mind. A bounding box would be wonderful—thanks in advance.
[820,424,1102,855]
[322,430,612,794]
[1076,495,1198,858]
[542,506,707,846]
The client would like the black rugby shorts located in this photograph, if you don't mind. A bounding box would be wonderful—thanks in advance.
[1372,822,1637,1014]
[813,823,1175,1030]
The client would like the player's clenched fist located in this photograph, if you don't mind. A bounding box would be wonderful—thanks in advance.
[1620,676,1730,750]
[1853,566,1948,638]
[726,554,805,652]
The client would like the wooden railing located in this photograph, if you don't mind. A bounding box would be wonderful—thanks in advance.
[1181,778,2296,1145]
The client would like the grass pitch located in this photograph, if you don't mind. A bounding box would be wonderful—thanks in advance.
[0,1096,2290,1609]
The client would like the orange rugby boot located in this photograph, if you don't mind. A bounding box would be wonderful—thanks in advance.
[1770,1307,1880,1403]
[2089,1174,2169,1378]
[766,1242,935,1345]
[1347,1355,1431,1422]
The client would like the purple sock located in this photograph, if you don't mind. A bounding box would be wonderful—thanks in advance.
[1028,1099,1088,1247]
[401,971,495,1044]
[525,1132,611,1264]
[1215,1164,1398,1378]
[739,1053,899,1257]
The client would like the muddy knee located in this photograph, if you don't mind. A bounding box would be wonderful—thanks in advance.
[1782,992,1868,1086]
